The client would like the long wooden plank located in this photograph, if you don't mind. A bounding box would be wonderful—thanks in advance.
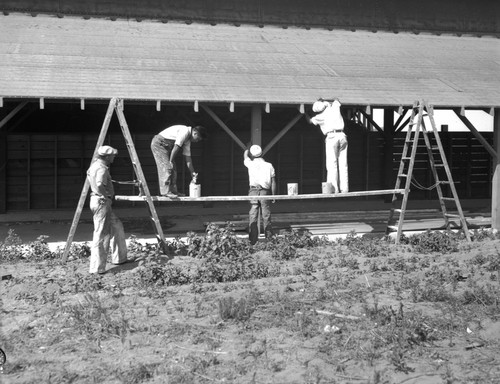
[115,189,405,202]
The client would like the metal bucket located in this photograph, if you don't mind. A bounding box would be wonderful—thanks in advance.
[287,183,298,195]
[189,183,201,197]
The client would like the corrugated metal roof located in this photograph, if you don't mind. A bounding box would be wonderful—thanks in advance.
[0,13,499,107]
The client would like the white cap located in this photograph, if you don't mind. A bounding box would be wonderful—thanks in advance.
[312,101,329,113]
[249,145,262,158]
[97,145,118,156]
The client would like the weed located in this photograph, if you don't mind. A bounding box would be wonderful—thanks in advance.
[338,231,390,258]
[218,296,255,321]
[63,293,132,344]
[138,259,191,286]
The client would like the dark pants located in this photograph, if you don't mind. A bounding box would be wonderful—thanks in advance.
[151,135,178,195]
[248,188,273,245]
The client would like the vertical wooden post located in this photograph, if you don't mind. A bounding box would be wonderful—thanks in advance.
[0,130,6,213]
[251,105,262,146]
[383,109,395,201]
[492,109,500,230]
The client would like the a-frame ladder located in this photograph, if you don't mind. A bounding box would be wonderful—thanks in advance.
[61,98,167,262]
[386,100,471,244]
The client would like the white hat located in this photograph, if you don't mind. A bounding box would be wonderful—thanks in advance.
[312,101,329,113]
[97,145,118,156]
[249,145,262,158]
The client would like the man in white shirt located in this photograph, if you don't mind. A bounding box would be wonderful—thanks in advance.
[87,145,129,274]
[310,98,349,193]
[244,144,277,245]
[151,125,207,198]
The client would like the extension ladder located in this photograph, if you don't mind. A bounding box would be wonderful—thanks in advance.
[386,100,471,244]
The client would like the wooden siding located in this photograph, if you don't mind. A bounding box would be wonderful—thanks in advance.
[5,130,493,211]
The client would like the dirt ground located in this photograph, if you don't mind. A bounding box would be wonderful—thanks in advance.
[1,225,500,384]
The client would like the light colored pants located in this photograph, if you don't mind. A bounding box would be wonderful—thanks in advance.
[248,188,273,245]
[325,132,349,193]
[151,135,178,195]
[89,196,127,274]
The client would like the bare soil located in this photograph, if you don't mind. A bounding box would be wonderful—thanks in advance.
[1,232,500,384]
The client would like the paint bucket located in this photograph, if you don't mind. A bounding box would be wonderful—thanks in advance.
[287,183,298,196]
[189,183,201,198]
[322,182,333,194]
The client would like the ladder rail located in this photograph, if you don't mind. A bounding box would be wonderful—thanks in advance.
[386,100,471,244]
[424,101,471,241]
[387,101,424,243]
[114,101,169,253]
[420,118,450,228]
[386,101,419,229]
[62,98,117,262]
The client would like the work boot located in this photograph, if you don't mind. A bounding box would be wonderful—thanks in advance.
[170,186,185,197]
[163,192,178,198]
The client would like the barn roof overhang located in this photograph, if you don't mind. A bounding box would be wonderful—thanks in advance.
[0,13,499,110]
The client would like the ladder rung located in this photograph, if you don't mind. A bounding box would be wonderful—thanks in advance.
[387,225,399,231]
[435,164,445,167]
[440,181,451,184]
[444,213,460,218]
[401,156,411,160]
[398,174,408,178]
[441,197,456,201]
[394,209,403,213]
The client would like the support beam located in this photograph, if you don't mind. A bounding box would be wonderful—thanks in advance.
[453,109,496,159]
[262,113,303,155]
[251,105,262,146]
[358,108,385,135]
[202,105,246,150]
[0,101,28,130]
[492,109,500,231]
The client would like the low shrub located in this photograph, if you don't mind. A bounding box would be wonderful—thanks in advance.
[0,230,56,262]
[406,230,460,254]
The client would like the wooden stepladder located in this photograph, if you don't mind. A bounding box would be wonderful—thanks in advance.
[386,100,471,244]
[62,98,167,262]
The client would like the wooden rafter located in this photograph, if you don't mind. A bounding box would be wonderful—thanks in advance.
[453,109,497,159]
[201,105,246,150]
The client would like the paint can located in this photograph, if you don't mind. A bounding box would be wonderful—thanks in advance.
[322,182,333,194]
[287,183,298,195]
[189,183,201,198]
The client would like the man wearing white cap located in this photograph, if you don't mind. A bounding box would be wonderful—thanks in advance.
[310,98,349,193]
[86,145,129,274]
[244,144,276,245]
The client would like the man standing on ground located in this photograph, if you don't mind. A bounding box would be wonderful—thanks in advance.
[151,125,208,198]
[310,98,349,193]
[244,144,276,245]
[87,145,129,274]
